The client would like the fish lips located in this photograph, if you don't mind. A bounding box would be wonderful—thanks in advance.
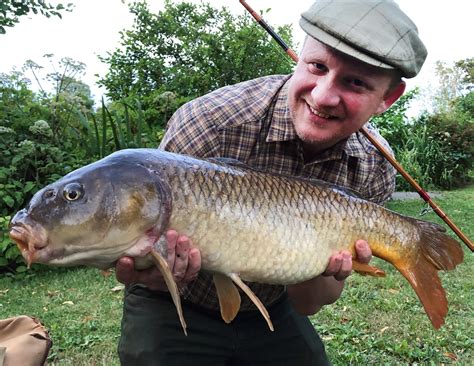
[9,212,59,267]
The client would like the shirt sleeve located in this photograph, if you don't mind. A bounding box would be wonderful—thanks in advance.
[365,158,396,205]
[159,97,221,159]
[357,123,396,205]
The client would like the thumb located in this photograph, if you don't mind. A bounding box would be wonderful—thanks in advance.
[115,256,136,285]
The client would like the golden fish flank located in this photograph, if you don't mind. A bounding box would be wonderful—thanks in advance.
[9,148,464,334]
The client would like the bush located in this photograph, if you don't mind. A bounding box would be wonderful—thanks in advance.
[420,112,473,188]
[0,71,162,273]
[371,88,473,191]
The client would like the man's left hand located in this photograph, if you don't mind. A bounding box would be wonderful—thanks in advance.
[322,240,372,281]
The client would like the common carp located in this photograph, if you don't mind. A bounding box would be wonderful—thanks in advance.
[9,148,464,334]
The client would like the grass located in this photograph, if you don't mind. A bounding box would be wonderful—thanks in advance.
[0,267,122,365]
[0,185,472,365]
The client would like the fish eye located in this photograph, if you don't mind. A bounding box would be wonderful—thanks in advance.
[63,183,84,202]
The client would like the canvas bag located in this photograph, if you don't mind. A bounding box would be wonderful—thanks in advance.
[0,316,51,366]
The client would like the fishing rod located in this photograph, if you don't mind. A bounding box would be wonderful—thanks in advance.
[239,0,473,252]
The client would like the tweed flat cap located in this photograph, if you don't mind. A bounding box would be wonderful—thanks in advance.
[300,0,427,78]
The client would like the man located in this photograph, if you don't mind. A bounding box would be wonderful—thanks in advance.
[116,0,427,364]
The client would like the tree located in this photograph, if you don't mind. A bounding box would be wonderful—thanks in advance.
[433,58,473,113]
[21,55,93,145]
[370,88,419,148]
[98,1,295,109]
[0,0,74,34]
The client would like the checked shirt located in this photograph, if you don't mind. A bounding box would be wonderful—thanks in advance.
[159,74,396,311]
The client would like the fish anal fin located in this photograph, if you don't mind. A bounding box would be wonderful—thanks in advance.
[213,273,241,323]
[150,250,187,335]
[228,273,274,331]
[352,260,386,277]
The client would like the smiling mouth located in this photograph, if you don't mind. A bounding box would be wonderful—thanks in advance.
[307,103,336,119]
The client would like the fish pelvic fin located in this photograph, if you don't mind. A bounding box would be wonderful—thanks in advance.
[150,250,188,335]
[352,261,386,277]
[394,220,464,329]
[229,273,274,331]
[213,273,241,323]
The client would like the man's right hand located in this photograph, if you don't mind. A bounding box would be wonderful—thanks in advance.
[115,230,201,291]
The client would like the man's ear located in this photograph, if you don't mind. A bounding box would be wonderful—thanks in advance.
[375,81,406,114]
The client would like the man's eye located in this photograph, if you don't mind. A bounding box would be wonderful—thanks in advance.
[312,63,327,72]
[350,78,367,88]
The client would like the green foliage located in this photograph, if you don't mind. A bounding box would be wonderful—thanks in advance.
[0,0,74,34]
[391,123,452,191]
[79,97,164,158]
[0,215,26,275]
[0,67,160,273]
[433,58,473,113]
[371,59,473,190]
[99,0,295,128]
[419,108,473,189]
[0,68,92,273]
[370,88,419,148]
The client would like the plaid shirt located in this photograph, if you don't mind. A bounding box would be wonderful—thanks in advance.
[159,74,396,311]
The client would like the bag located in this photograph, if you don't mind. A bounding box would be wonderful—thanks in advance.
[0,316,52,366]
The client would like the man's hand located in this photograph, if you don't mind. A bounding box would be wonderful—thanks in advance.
[322,239,372,281]
[115,230,201,291]
[288,240,372,315]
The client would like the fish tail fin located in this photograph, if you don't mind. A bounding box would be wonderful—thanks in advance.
[393,220,464,329]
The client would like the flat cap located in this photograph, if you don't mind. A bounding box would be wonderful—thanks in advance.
[300,0,427,78]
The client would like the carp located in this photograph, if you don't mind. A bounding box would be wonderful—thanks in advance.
[9,148,464,334]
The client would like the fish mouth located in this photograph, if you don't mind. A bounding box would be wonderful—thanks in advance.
[9,224,36,267]
[9,222,53,267]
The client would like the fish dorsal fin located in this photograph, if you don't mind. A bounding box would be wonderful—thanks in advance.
[150,250,187,335]
[206,157,251,169]
[213,273,241,323]
[208,157,362,198]
[207,157,362,199]
[228,273,274,331]
[301,177,363,199]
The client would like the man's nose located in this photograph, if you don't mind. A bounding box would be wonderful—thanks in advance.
[310,78,340,107]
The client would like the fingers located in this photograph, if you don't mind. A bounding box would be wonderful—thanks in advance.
[165,230,179,271]
[323,252,353,281]
[115,230,201,291]
[115,256,136,285]
[354,240,372,264]
[323,240,373,282]
[165,230,201,285]
[173,235,190,282]
[115,256,165,291]
[182,248,201,283]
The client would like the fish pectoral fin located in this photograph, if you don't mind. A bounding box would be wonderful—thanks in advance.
[150,250,187,335]
[352,260,386,277]
[213,273,241,323]
[228,273,274,331]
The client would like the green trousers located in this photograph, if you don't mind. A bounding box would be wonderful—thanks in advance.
[118,285,330,366]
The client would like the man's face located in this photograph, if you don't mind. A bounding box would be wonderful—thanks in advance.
[287,37,404,153]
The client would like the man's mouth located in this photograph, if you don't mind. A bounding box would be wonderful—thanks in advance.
[308,104,336,119]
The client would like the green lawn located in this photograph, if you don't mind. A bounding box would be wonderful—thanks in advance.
[1,185,472,365]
